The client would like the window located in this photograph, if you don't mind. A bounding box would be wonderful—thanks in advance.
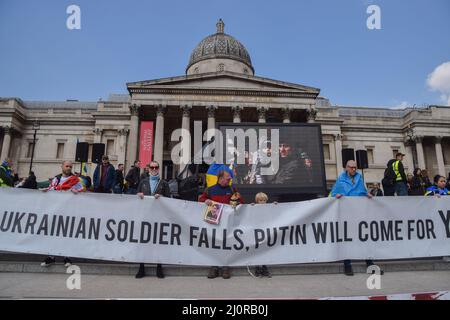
[367,148,374,164]
[217,63,225,72]
[56,143,65,159]
[243,68,249,74]
[323,144,331,160]
[26,142,33,158]
[106,139,114,156]
[392,149,399,158]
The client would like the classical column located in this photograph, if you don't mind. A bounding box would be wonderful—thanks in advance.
[179,105,192,176]
[282,107,291,123]
[232,106,242,123]
[0,126,12,161]
[117,128,128,165]
[206,105,218,141]
[435,136,446,176]
[306,106,317,123]
[334,133,343,175]
[93,128,103,143]
[257,106,267,123]
[415,136,426,170]
[127,104,141,169]
[153,104,166,166]
[404,141,415,172]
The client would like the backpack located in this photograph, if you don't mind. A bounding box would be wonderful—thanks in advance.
[382,162,396,187]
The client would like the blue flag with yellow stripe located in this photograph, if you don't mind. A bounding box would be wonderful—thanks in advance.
[206,164,234,187]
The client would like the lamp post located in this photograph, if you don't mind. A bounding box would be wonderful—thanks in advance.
[406,126,417,169]
[29,120,40,174]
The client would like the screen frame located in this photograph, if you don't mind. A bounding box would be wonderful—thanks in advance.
[216,122,328,197]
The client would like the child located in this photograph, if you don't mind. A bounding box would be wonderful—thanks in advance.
[251,192,276,278]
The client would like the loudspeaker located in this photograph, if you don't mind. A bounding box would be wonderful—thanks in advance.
[356,150,369,169]
[341,148,355,168]
[75,142,89,163]
[92,143,106,164]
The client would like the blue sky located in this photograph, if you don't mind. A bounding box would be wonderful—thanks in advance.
[0,0,449,107]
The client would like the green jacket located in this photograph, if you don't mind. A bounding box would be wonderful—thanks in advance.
[0,165,14,187]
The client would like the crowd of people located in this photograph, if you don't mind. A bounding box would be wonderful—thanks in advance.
[1,150,449,280]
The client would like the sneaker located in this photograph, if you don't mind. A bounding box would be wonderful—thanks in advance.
[63,257,72,267]
[207,266,219,279]
[40,256,56,267]
[344,265,354,276]
[222,267,231,279]
[261,265,272,278]
[135,263,146,279]
[156,264,165,279]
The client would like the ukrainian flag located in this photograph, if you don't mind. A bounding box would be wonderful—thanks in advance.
[206,164,234,187]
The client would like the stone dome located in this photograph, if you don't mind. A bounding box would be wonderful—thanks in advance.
[186,19,254,75]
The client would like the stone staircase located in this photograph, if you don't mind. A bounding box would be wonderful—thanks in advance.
[1,252,449,277]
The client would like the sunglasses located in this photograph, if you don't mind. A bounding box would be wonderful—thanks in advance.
[149,166,159,170]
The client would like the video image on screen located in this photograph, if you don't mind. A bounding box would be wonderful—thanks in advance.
[218,123,326,194]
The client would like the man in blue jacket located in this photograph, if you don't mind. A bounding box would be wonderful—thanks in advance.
[93,155,116,193]
[331,160,384,276]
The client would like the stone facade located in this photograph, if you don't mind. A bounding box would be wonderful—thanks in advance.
[1,20,449,188]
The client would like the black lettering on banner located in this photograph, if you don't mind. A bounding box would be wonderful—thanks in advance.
[24,213,37,234]
[89,218,100,240]
[254,229,265,249]
[344,221,353,242]
[105,219,116,241]
[395,220,403,240]
[0,211,13,232]
[56,215,70,237]
[129,221,138,243]
[222,229,232,250]
[380,220,393,241]
[159,222,169,245]
[370,221,379,241]
[359,221,368,242]
[75,217,86,239]
[312,222,327,243]
[295,224,307,244]
[211,229,221,249]
[140,221,151,243]
[198,228,209,248]
[50,214,57,236]
[69,216,76,237]
[438,210,450,238]
[36,214,49,235]
[152,222,158,244]
[267,228,277,247]
[407,220,415,240]
[426,219,436,239]
[233,229,244,250]
[279,226,289,245]
[117,220,128,242]
[11,212,26,233]
[189,226,199,246]
[170,223,181,245]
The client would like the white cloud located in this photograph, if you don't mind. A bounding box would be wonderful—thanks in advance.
[427,61,450,106]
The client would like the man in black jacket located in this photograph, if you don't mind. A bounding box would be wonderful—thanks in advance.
[113,164,125,194]
[135,161,171,279]
[125,160,141,195]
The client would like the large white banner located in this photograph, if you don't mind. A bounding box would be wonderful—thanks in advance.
[0,188,449,266]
